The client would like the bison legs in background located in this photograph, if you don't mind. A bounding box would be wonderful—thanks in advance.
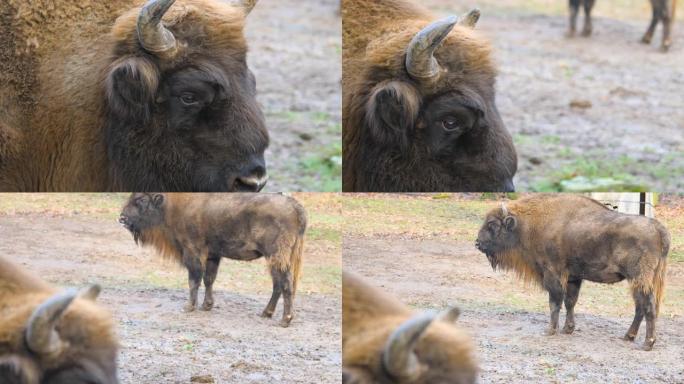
[623,289,657,350]
[562,279,583,334]
[261,266,295,327]
[568,0,596,37]
[201,258,221,311]
[183,253,204,312]
[642,0,675,51]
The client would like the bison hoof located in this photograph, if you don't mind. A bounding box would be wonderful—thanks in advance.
[543,327,557,336]
[279,315,293,328]
[622,333,636,342]
[561,325,575,334]
[183,303,196,312]
[200,302,214,311]
[642,338,655,351]
[641,36,653,44]
[260,310,274,318]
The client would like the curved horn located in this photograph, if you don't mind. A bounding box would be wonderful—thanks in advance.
[233,0,258,15]
[78,284,101,301]
[382,312,435,380]
[437,306,461,323]
[406,16,458,81]
[501,202,508,217]
[26,289,78,356]
[137,0,178,56]
[458,8,481,28]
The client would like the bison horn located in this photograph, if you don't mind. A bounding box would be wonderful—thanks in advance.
[78,284,101,301]
[406,16,458,81]
[137,0,178,57]
[457,9,481,28]
[382,312,435,380]
[233,0,258,15]
[437,306,461,323]
[501,202,508,217]
[26,289,78,356]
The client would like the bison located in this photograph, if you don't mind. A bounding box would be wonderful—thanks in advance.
[342,271,478,383]
[475,194,670,350]
[0,0,268,192]
[342,0,517,192]
[0,256,118,383]
[119,192,306,327]
[568,0,677,51]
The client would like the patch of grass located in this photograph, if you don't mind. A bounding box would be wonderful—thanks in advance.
[299,142,342,192]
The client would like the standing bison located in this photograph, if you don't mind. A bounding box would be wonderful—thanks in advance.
[475,195,670,350]
[0,0,268,192]
[342,0,517,192]
[119,193,307,327]
[343,271,478,384]
[0,256,119,383]
[568,0,677,51]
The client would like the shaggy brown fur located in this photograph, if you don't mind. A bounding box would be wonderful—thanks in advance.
[120,193,307,327]
[0,256,118,383]
[343,271,478,383]
[476,194,670,351]
[342,0,517,192]
[0,0,268,191]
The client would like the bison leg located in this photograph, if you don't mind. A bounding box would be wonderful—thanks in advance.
[543,274,565,335]
[642,0,660,44]
[581,0,596,36]
[261,267,283,318]
[201,257,221,311]
[183,256,204,312]
[280,270,295,327]
[562,279,582,334]
[660,0,673,51]
[623,288,645,342]
[642,292,657,351]
[567,0,581,37]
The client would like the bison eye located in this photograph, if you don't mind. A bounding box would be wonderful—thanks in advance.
[441,117,462,132]
[180,93,199,106]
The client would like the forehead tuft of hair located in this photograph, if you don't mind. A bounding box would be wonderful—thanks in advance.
[110,0,248,58]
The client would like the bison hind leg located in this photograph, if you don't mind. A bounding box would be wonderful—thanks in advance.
[261,266,283,319]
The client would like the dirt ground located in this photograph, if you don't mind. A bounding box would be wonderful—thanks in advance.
[343,195,684,383]
[247,0,341,192]
[421,0,684,192]
[0,194,342,383]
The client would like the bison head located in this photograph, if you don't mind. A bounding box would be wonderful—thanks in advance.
[476,203,519,269]
[344,9,517,192]
[104,0,268,192]
[119,193,166,243]
[0,286,118,384]
[344,308,477,384]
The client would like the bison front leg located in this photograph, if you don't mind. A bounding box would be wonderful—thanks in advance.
[261,266,283,319]
[581,0,596,37]
[543,273,565,336]
[183,255,204,312]
[562,280,582,334]
[567,0,581,37]
[201,258,221,311]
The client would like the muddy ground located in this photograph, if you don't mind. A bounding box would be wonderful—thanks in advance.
[343,195,684,383]
[0,194,342,383]
[248,0,341,192]
[422,0,684,191]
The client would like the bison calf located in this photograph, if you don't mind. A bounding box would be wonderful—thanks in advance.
[120,193,307,327]
[0,256,119,384]
[476,194,670,350]
[568,0,677,51]
[343,271,478,383]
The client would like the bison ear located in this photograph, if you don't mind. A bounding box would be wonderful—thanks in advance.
[503,216,517,231]
[152,193,164,207]
[105,56,160,121]
[365,81,420,150]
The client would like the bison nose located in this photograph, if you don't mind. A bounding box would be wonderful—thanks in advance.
[234,159,268,192]
[118,215,128,226]
[475,239,480,249]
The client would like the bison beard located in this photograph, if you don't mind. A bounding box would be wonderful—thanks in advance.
[120,193,307,327]
[342,0,517,192]
[476,195,670,351]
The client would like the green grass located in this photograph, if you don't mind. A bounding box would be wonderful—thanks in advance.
[299,141,342,192]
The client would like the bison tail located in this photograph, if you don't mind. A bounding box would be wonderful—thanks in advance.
[291,231,305,296]
[653,256,667,316]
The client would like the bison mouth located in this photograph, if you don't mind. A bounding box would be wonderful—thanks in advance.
[485,252,499,270]
[119,215,142,244]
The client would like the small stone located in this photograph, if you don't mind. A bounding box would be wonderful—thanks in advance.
[190,375,215,383]
[569,99,592,109]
